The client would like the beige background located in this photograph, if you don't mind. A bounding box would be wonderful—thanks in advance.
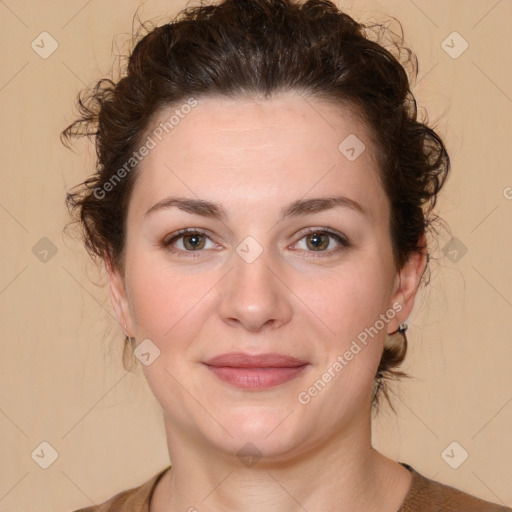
[0,0,511,510]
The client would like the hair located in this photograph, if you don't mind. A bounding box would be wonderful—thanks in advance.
[61,0,450,409]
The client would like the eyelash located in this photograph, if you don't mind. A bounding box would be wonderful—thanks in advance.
[160,227,351,259]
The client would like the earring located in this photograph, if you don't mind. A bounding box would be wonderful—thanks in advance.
[385,321,408,346]
[397,322,408,335]
[123,323,135,344]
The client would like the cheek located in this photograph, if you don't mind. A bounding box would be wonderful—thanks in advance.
[298,263,392,340]
[125,262,214,415]
[125,255,216,340]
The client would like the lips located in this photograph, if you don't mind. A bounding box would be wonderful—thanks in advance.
[203,352,309,390]
[204,352,308,368]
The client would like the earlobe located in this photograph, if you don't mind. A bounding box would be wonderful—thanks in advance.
[388,236,428,333]
[104,252,134,337]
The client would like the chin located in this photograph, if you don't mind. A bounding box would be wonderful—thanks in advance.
[201,408,310,463]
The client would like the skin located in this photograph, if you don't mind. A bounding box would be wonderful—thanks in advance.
[107,91,427,511]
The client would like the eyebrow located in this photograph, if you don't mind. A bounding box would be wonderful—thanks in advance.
[144,195,368,220]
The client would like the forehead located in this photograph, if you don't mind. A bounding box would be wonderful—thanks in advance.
[128,92,387,223]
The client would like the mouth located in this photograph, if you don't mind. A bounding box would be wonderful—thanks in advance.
[202,352,310,390]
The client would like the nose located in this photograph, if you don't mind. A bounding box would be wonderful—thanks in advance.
[218,247,293,333]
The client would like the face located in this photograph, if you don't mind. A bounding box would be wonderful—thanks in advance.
[108,92,425,461]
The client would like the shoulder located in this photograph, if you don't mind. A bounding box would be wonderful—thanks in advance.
[399,463,511,512]
[70,466,171,512]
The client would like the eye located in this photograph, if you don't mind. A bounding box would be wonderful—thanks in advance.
[161,228,219,256]
[160,227,350,258]
[292,228,350,256]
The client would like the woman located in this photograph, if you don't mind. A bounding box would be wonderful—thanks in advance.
[61,0,510,510]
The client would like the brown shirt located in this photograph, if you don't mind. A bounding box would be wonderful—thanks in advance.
[72,463,511,512]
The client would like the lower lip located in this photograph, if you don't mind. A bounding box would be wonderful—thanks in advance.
[205,365,308,390]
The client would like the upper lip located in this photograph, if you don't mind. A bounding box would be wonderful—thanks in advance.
[203,352,308,368]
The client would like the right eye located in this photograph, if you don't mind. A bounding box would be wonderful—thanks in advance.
[161,228,220,256]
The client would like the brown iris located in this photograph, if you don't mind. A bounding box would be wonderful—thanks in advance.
[306,232,329,251]
[182,233,206,250]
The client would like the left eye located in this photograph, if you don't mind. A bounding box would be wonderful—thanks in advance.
[293,230,349,253]
[164,230,217,252]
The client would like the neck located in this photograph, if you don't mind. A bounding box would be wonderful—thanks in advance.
[152,415,412,512]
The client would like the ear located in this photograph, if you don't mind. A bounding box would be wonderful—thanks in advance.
[387,233,428,333]
[104,251,135,337]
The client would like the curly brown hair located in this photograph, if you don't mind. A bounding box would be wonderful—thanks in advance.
[61,0,450,409]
